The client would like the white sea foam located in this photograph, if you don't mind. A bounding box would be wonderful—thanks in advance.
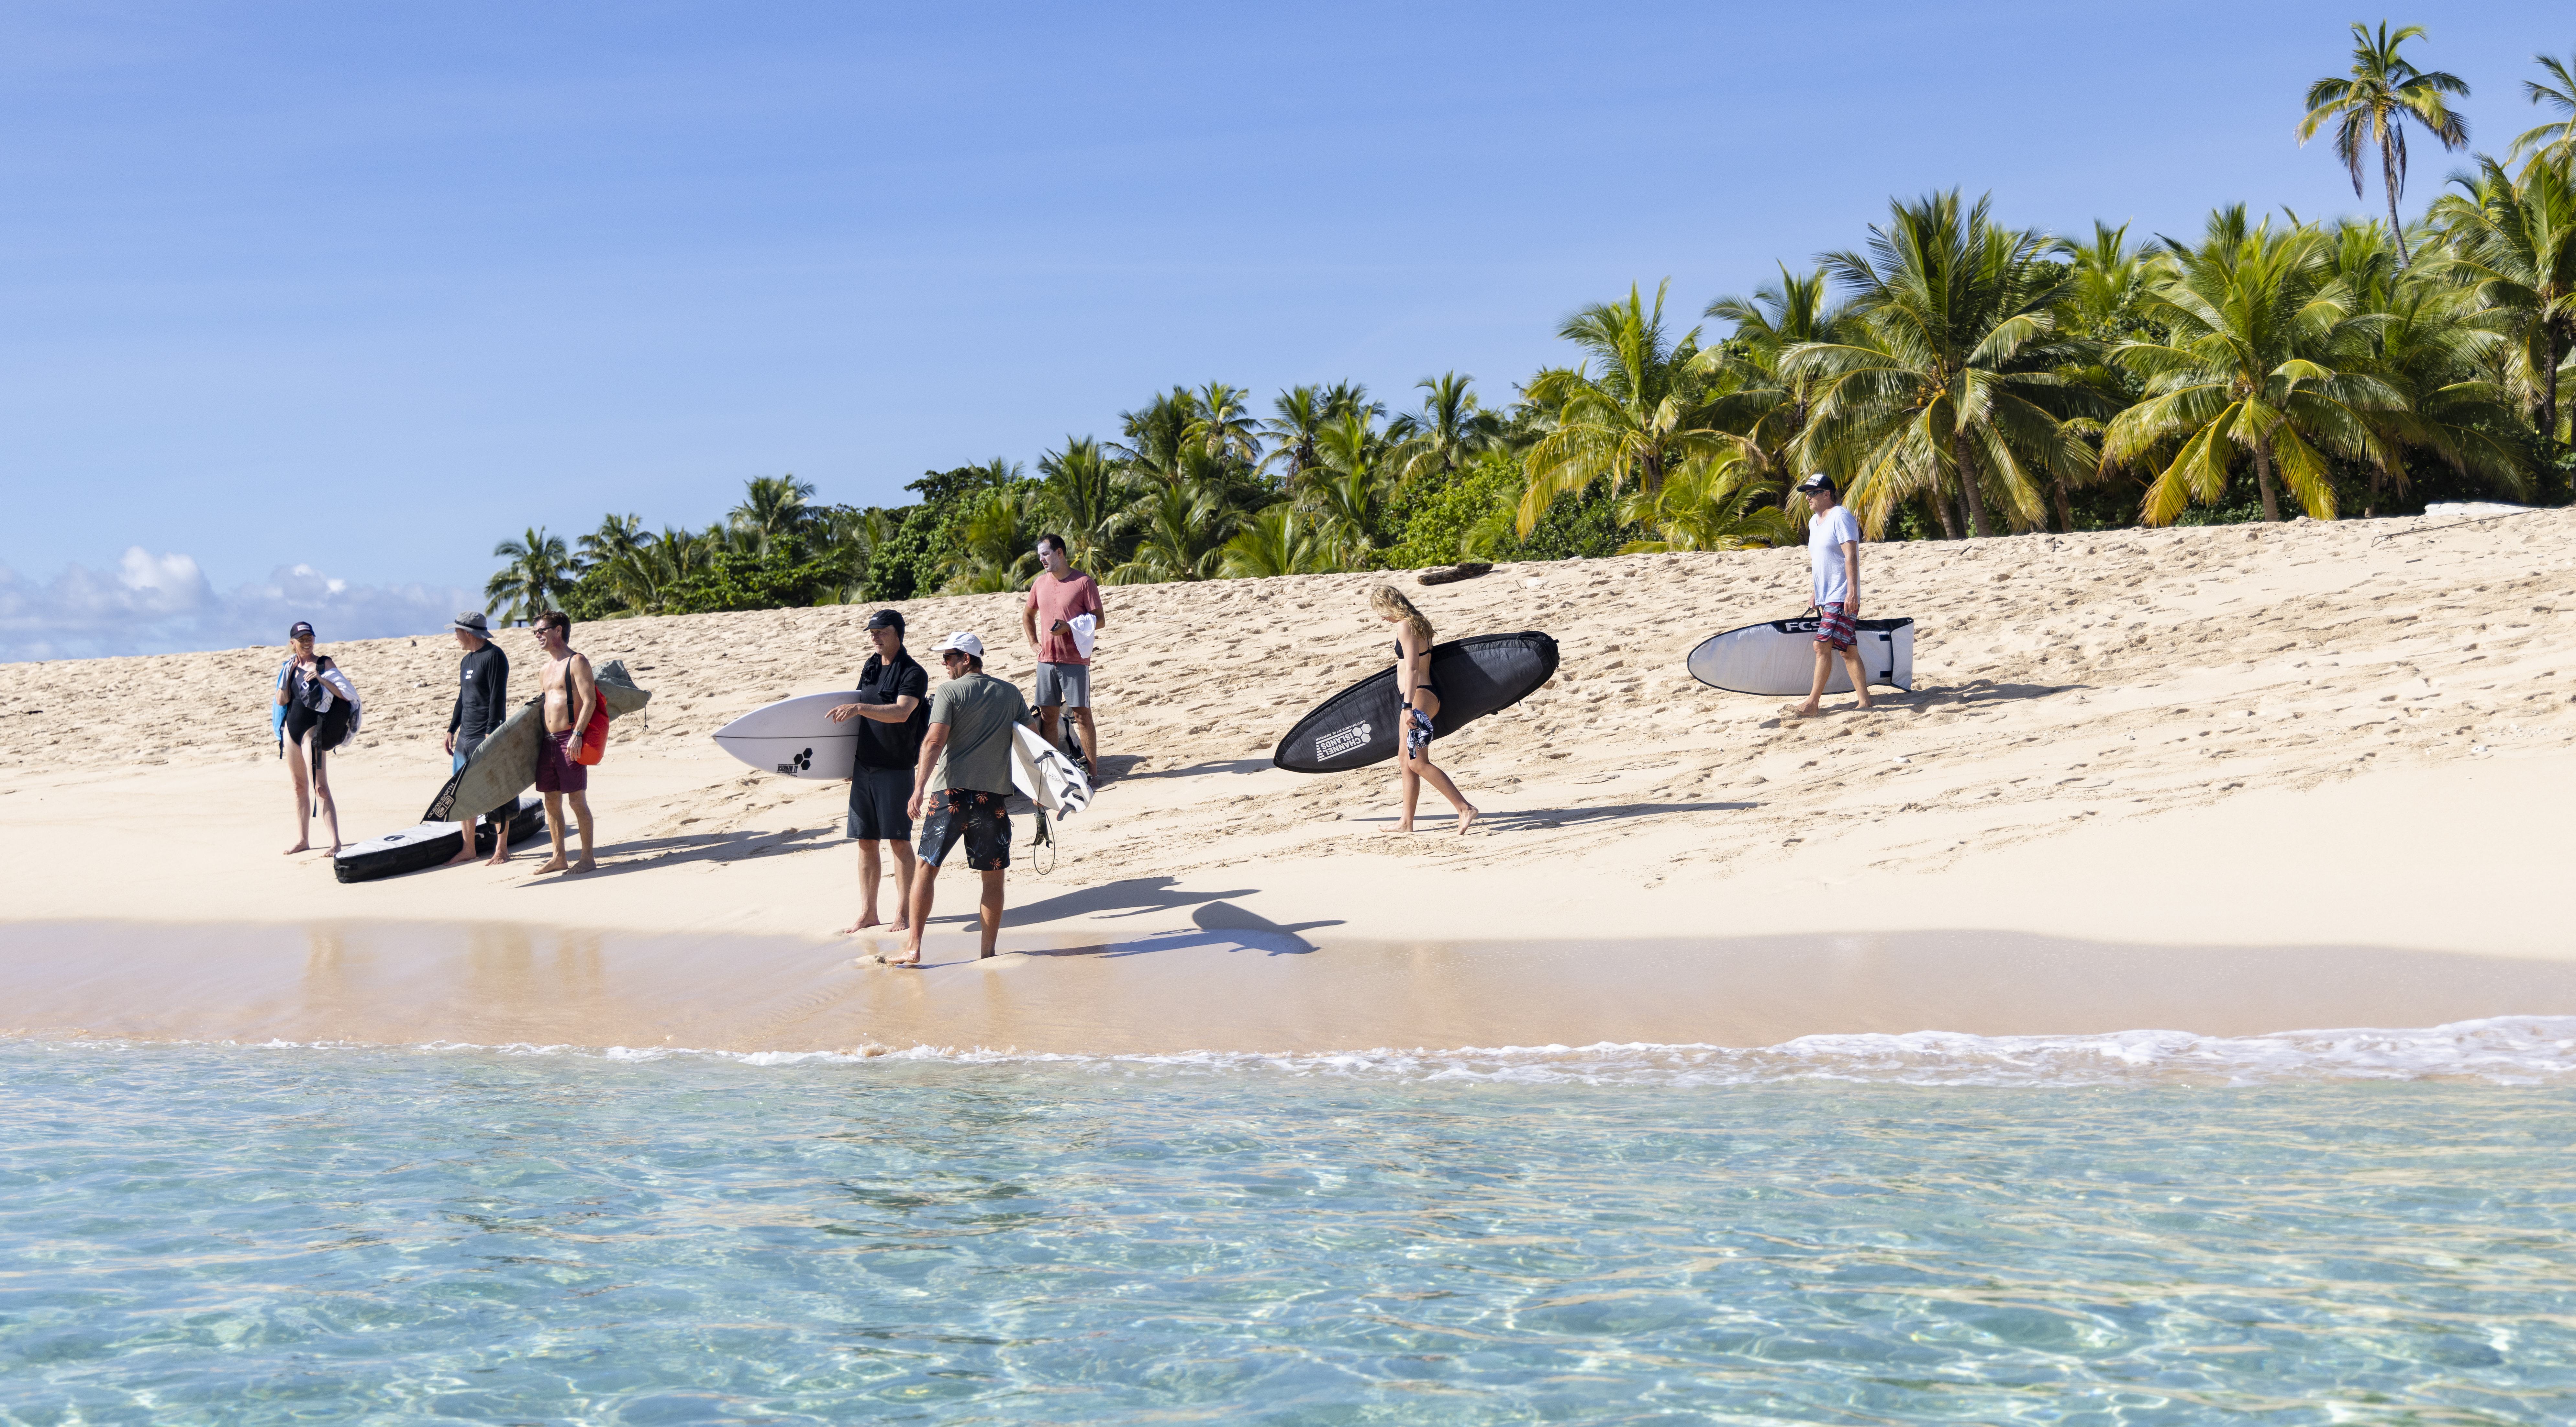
[520,1017,2576,1086]
[25,1018,2576,1085]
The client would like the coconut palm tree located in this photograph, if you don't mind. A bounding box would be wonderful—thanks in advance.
[1614,452,1798,553]
[2352,266,2538,505]
[1035,436,1136,573]
[577,512,654,572]
[1219,506,1338,577]
[1113,389,1198,489]
[591,526,711,615]
[1109,485,1231,584]
[2509,49,2576,167]
[729,475,816,550]
[812,506,894,602]
[2101,207,2402,524]
[2298,22,2470,270]
[1184,382,1262,466]
[484,527,572,621]
[1787,192,2101,538]
[1697,265,1861,512]
[1261,385,1334,482]
[1387,372,1504,483]
[941,485,1046,594]
[1520,280,1744,534]
[2433,155,2576,484]
[1296,407,1400,565]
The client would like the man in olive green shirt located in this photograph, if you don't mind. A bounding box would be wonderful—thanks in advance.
[889,632,1032,966]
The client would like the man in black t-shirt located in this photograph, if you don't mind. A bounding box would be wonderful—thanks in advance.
[442,611,511,867]
[827,609,930,937]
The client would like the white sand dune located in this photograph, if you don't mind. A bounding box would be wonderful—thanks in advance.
[3,509,2571,1048]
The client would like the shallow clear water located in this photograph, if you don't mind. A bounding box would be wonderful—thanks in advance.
[5,1037,2575,1425]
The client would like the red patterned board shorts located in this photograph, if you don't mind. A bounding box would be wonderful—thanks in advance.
[536,729,589,794]
[1814,602,1857,651]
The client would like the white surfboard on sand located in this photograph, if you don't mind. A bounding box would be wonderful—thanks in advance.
[1687,615,1915,697]
[710,691,865,780]
[713,691,1090,816]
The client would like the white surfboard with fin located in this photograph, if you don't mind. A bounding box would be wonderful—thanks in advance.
[1011,724,1091,816]
[1687,616,1915,697]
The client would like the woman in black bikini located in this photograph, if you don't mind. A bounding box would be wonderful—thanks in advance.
[1368,586,1478,836]
[275,620,361,856]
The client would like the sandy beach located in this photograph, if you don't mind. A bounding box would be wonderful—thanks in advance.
[5,509,2571,1051]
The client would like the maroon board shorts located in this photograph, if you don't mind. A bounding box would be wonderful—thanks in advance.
[1815,602,1857,651]
[536,730,589,794]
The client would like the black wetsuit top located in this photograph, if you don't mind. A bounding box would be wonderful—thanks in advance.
[855,651,932,769]
[450,642,510,740]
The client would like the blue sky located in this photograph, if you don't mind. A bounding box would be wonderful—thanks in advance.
[2,0,2564,657]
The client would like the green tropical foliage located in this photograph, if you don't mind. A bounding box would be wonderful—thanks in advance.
[494,26,2576,615]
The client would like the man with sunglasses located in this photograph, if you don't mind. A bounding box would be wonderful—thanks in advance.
[887,632,1032,966]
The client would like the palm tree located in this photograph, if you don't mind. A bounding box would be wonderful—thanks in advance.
[729,475,816,550]
[2352,265,2538,505]
[577,512,654,572]
[1109,485,1231,583]
[941,485,1046,594]
[1219,506,1338,577]
[1261,385,1334,482]
[2101,207,2401,524]
[2298,22,2470,270]
[2509,50,2576,167]
[1184,382,1262,466]
[1614,453,1798,553]
[1297,407,1398,565]
[1113,389,1198,489]
[485,527,572,622]
[812,506,894,602]
[1787,192,2100,538]
[1520,280,1744,533]
[1387,372,1503,483]
[1035,436,1136,572]
[2433,155,2576,486]
[1698,264,1860,510]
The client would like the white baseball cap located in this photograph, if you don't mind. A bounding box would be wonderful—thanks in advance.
[932,631,984,657]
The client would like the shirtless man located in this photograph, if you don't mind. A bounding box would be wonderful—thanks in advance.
[531,610,599,873]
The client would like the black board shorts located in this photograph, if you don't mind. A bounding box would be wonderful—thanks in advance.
[283,701,350,754]
[917,788,1009,871]
[848,765,914,841]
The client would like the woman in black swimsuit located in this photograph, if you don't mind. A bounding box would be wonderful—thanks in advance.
[275,620,360,856]
[1368,586,1478,836]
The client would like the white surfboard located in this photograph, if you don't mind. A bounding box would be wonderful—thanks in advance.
[710,690,865,779]
[1687,615,1915,697]
[1011,724,1091,817]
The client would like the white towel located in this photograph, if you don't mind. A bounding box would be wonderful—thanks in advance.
[1069,613,1098,659]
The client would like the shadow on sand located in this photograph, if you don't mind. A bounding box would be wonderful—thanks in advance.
[912,876,1340,956]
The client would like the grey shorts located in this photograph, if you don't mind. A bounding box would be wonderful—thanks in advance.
[1033,661,1091,709]
[847,765,914,841]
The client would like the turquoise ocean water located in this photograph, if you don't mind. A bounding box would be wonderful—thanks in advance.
[5,1026,2575,1424]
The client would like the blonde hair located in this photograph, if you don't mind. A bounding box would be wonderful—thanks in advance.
[1368,585,1433,646]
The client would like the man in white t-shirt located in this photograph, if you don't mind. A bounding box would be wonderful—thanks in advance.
[1790,473,1872,718]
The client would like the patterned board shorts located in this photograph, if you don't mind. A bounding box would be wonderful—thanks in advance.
[918,788,1010,871]
[1814,602,1857,651]
[1403,707,1435,758]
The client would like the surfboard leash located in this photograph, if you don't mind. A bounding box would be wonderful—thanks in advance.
[1028,808,1058,876]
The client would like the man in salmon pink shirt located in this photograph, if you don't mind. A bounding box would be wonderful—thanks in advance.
[1021,534,1105,779]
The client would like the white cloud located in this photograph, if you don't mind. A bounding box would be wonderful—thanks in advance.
[0,547,476,662]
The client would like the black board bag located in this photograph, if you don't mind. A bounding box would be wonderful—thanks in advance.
[332,795,549,884]
[1273,631,1558,774]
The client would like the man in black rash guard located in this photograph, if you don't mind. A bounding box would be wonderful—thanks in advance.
[443,611,511,867]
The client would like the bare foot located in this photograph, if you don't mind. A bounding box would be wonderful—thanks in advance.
[1392,821,1415,834]
[485,849,510,867]
[875,950,921,967]
[536,857,570,874]
[1455,806,1480,836]
[569,857,596,874]
[283,840,310,855]
[838,916,910,936]
[1782,702,1816,719]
